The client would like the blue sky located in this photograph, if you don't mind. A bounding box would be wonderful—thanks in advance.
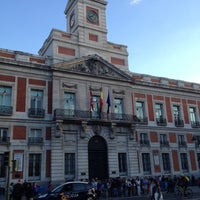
[1,0,200,83]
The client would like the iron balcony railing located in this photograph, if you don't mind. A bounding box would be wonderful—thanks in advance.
[160,141,170,147]
[163,169,171,174]
[54,109,147,124]
[28,108,45,118]
[133,115,148,124]
[0,136,10,144]
[0,105,13,116]
[140,140,150,146]
[191,121,200,128]
[174,118,184,127]
[156,117,167,126]
[195,143,200,148]
[28,137,43,144]
[178,141,187,148]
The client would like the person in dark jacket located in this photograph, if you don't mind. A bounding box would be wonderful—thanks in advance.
[13,180,24,200]
[25,182,34,200]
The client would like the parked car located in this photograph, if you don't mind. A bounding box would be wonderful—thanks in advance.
[34,181,96,200]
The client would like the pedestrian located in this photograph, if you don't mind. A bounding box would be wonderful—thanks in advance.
[13,179,24,200]
[135,177,141,196]
[25,182,34,200]
[9,182,14,200]
[153,181,163,200]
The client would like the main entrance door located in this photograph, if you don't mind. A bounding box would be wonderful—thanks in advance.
[88,136,108,180]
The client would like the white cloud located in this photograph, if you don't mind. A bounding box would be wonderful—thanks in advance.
[130,0,142,5]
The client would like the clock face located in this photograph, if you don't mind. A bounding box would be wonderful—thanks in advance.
[70,13,75,28]
[87,10,99,23]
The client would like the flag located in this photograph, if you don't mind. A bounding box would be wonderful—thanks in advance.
[100,89,103,112]
[106,90,111,114]
[90,89,94,111]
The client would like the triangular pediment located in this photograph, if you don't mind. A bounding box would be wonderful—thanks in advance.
[52,54,133,82]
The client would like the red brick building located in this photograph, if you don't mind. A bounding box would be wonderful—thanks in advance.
[0,0,200,186]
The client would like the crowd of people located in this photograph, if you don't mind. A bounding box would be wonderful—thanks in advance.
[9,179,41,200]
[8,174,197,200]
[89,174,195,199]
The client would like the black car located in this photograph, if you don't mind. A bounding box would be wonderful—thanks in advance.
[35,181,96,200]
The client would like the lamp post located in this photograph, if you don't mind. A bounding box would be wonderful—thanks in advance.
[5,151,12,200]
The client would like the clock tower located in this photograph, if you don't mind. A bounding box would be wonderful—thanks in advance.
[39,0,129,72]
[65,0,108,47]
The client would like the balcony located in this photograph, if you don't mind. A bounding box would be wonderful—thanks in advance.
[28,108,45,118]
[192,136,200,148]
[191,121,200,128]
[156,117,167,126]
[160,141,169,147]
[28,137,43,144]
[133,115,148,125]
[0,105,13,116]
[0,136,10,144]
[140,140,150,147]
[163,169,171,174]
[54,109,143,125]
[174,119,184,127]
[178,141,187,148]
[195,143,200,148]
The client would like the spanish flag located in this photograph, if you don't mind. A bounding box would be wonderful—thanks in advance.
[100,89,103,112]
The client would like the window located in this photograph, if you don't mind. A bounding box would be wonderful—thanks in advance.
[0,86,12,115]
[29,89,44,117]
[29,129,42,143]
[118,153,127,175]
[73,183,86,192]
[91,95,100,118]
[0,86,11,106]
[162,153,171,172]
[0,154,5,178]
[189,107,199,127]
[31,89,43,109]
[173,105,184,127]
[180,153,188,171]
[193,135,200,148]
[64,92,75,116]
[155,103,163,119]
[136,101,145,120]
[63,183,73,192]
[140,133,149,145]
[65,153,75,178]
[28,154,41,179]
[160,134,169,146]
[0,128,8,143]
[114,98,123,119]
[178,135,186,147]
[155,103,166,125]
[173,105,180,119]
[142,153,151,174]
[189,107,196,122]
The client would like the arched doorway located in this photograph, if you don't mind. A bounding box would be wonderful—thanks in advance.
[88,135,108,180]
